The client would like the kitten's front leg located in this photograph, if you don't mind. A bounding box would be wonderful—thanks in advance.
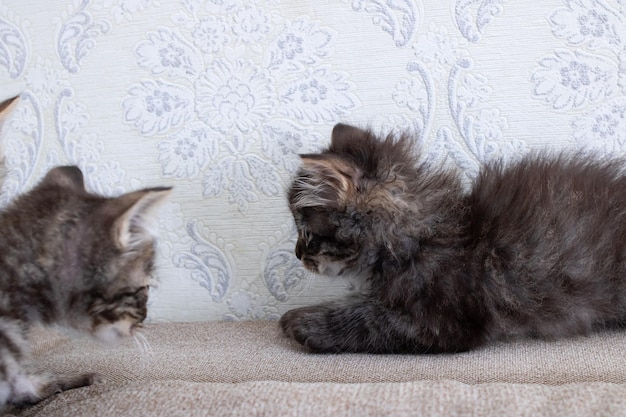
[279,298,422,353]
[34,372,102,402]
[9,371,102,406]
[280,305,340,352]
[0,319,102,407]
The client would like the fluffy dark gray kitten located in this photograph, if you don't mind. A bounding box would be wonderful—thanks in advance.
[280,123,626,354]
[0,97,171,408]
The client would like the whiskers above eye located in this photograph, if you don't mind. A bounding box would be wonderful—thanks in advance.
[132,330,154,357]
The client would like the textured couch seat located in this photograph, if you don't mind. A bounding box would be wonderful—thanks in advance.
[9,322,626,416]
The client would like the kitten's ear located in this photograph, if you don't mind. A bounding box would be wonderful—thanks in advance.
[108,187,172,249]
[0,96,19,123]
[298,154,360,205]
[0,95,19,158]
[40,166,86,191]
[330,123,370,150]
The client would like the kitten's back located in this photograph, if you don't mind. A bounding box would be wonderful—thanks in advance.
[468,154,626,339]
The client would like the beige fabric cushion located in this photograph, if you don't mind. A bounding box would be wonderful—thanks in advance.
[14,380,626,417]
[9,322,626,416]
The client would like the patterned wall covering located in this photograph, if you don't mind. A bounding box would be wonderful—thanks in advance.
[0,0,624,322]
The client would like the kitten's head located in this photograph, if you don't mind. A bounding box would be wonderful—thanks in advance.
[11,166,171,343]
[289,123,427,277]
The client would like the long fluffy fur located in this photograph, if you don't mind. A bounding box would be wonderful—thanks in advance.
[0,158,170,407]
[280,123,626,354]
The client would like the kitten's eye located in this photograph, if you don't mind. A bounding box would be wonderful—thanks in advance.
[301,207,315,221]
[300,207,336,238]
[143,259,155,275]
[307,238,321,253]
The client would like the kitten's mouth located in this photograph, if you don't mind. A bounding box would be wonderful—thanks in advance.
[301,258,319,273]
[131,322,144,336]
[301,258,355,278]
[93,319,144,344]
[113,322,143,338]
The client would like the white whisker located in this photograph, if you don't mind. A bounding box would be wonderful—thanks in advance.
[133,331,154,357]
[294,268,315,297]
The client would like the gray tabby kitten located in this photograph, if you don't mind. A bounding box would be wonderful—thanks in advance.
[280,123,626,354]
[0,97,171,407]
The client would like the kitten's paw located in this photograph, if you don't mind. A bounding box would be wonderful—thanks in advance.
[9,372,103,406]
[59,372,102,391]
[279,306,340,353]
[41,372,102,397]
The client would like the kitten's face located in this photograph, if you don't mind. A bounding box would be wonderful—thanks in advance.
[86,243,155,344]
[289,124,420,278]
[291,206,363,277]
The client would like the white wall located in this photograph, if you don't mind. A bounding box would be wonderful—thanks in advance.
[0,0,623,321]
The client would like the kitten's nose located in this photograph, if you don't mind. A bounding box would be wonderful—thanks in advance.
[295,241,303,260]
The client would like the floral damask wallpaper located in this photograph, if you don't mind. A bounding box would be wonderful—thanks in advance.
[0,0,624,321]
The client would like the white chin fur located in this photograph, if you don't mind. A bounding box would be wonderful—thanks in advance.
[93,320,133,345]
[320,262,356,278]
